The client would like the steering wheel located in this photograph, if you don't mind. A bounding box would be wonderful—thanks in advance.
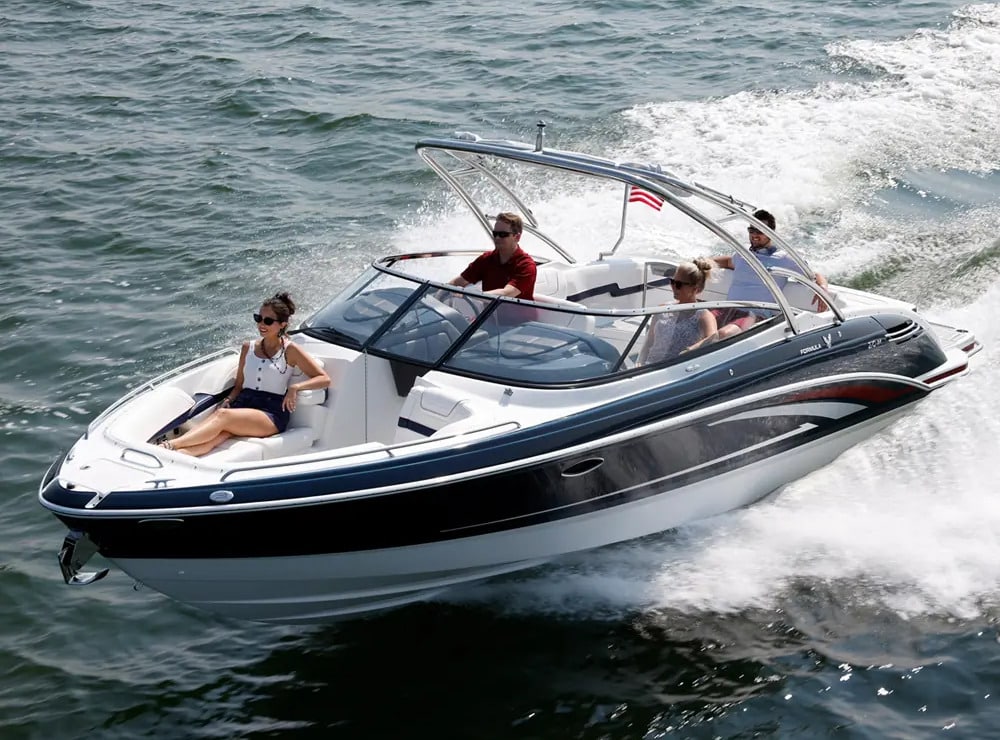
[446,292,486,323]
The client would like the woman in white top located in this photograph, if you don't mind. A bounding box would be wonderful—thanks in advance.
[160,292,330,457]
[638,258,718,365]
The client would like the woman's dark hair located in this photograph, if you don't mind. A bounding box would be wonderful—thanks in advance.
[262,292,296,332]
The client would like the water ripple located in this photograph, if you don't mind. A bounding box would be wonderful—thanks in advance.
[3,0,999,738]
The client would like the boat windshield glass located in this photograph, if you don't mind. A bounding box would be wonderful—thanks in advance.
[303,268,418,346]
[303,263,644,381]
[303,257,783,384]
[369,288,492,365]
[442,306,626,382]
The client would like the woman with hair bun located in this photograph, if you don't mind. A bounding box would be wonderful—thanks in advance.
[637,258,718,365]
[159,292,330,457]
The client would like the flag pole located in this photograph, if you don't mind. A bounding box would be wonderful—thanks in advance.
[600,184,632,260]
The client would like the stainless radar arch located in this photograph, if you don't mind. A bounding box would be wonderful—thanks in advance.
[415,128,839,336]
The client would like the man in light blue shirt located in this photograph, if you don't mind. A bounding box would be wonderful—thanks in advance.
[712,209,828,339]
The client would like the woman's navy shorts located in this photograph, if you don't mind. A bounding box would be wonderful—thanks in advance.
[231,389,290,432]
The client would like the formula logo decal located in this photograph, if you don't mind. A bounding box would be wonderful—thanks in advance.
[800,332,835,356]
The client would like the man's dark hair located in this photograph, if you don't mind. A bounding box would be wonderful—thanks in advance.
[753,209,776,230]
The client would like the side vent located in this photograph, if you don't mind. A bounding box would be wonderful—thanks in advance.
[885,320,922,344]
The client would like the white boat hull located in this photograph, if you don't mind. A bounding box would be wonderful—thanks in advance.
[112,406,909,622]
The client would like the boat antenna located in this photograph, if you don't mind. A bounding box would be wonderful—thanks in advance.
[534,120,546,152]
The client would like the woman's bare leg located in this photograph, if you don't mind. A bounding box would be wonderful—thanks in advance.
[175,431,232,458]
[169,408,278,450]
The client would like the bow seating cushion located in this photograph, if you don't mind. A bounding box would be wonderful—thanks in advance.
[205,386,328,463]
[104,387,197,445]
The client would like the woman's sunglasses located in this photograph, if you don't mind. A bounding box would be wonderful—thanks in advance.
[253,313,279,326]
[670,278,692,288]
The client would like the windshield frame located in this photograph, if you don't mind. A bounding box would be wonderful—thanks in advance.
[299,254,789,387]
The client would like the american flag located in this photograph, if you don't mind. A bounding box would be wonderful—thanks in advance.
[627,185,664,211]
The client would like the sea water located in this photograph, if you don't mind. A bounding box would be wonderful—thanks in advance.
[2,1,999,737]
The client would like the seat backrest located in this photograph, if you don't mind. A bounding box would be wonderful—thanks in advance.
[104,386,196,444]
[699,268,732,302]
[286,360,327,432]
[287,387,326,431]
[533,293,579,308]
[781,280,821,311]
[533,267,562,298]
[394,381,479,443]
[533,294,596,334]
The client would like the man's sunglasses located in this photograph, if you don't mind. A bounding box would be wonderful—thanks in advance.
[253,313,279,325]
[747,227,765,235]
[492,230,514,239]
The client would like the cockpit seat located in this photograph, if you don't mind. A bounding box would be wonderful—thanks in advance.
[533,294,595,334]
[394,381,483,443]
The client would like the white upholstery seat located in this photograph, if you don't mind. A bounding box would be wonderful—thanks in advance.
[205,386,328,463]
[208,427,318,463]
[208,438,264,463]
[394,381,481,443]
[287,387,325,428]
[533,269,561,298]
[533,294,595,333]
[104,386,195,445]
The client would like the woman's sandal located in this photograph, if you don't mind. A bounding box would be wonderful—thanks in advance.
[157,440,176,451]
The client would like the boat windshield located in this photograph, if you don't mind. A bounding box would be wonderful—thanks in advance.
[301,257,780,385]
[297,133,846,384]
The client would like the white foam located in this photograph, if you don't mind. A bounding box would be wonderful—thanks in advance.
[402,6,1000,285]
[614,4,1000,278]
[453,281,1000,622]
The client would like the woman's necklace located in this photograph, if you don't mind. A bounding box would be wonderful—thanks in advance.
[261,338,289,374]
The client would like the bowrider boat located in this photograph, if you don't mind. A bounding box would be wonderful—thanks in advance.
[40,124,981,623]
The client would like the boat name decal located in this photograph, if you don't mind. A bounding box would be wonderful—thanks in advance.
[800,333,834,356]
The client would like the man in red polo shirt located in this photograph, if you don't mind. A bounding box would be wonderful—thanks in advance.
[448,212,536,300]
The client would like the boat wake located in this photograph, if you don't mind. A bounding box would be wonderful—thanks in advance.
[615,3,1000,290]
[410,6,1000,624]
[447,286,1000,622]
[390,7,1000,625]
